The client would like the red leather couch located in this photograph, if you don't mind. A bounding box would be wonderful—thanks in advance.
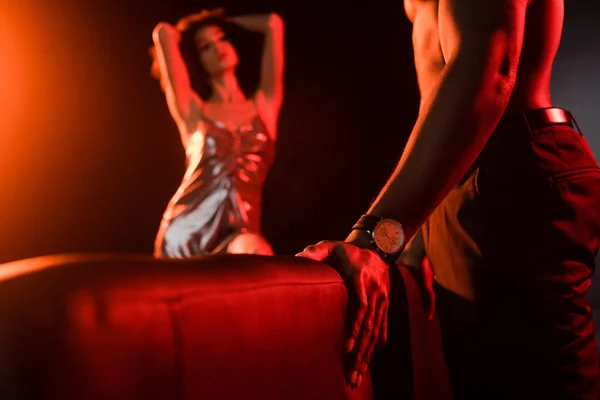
[0,253,451,400]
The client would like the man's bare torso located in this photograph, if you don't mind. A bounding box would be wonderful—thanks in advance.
[404,0,564,114]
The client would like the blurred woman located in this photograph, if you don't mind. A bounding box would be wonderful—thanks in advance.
[150,9,285,258]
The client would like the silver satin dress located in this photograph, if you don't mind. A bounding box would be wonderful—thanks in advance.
[154,115,275,258]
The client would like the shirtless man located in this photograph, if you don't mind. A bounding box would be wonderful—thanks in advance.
[298,0,600,398]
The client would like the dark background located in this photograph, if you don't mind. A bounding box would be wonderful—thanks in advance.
[1,2,599,317]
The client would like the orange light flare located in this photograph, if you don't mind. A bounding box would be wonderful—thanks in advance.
[0,3,87,203]
[0,2,85,248]
[0,4,37,186]
[0,11,27,146]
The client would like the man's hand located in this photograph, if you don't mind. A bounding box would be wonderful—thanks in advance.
[296,238,390,389]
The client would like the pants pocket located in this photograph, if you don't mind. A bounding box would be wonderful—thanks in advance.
[549,167,600,186]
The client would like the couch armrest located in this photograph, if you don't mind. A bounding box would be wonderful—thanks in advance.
[0,253,373,400]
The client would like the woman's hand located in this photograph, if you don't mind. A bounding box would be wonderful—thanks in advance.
[296,233,390,390]
[175,8,225,32]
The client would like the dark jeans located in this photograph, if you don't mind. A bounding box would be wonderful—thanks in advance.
[422,109,600,399]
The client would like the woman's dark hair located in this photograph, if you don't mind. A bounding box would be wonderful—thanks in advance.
[150,12,262,100]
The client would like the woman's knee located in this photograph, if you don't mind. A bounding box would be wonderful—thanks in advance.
[227,233,274,256]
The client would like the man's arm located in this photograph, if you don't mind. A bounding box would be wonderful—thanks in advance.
[364,0,527,241]
[299,1,528,387]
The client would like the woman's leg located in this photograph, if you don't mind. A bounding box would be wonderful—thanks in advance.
[226,232,274,256]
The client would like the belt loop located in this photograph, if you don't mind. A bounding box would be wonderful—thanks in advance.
[569,112,583,135]
[521,110,533,136]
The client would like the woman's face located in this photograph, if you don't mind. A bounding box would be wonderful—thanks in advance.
[195,25,239,77]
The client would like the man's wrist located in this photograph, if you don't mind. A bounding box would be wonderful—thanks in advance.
[345,229,374,250]
[346,229,398,267]
[348,214,408,266]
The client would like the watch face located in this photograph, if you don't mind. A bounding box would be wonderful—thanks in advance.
[373,219,405,254]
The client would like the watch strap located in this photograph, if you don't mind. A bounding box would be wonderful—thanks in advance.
[351,214,382,233]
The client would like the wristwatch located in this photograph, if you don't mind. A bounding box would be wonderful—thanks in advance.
[351,214,406,265]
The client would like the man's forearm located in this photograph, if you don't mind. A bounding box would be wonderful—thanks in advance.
[367,52,514,242]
